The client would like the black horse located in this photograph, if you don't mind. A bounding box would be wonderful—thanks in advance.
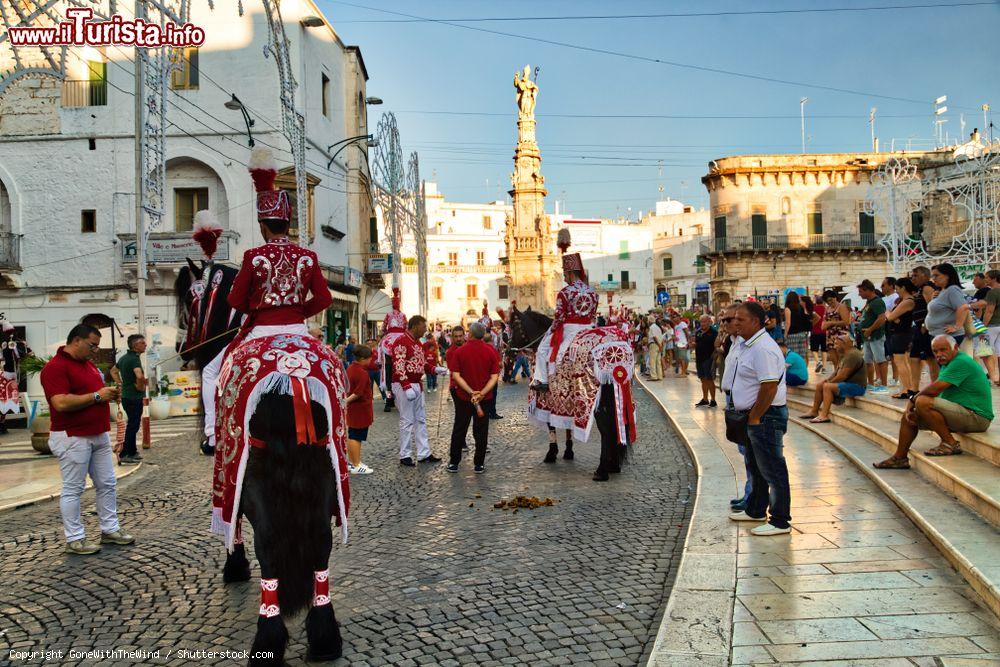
[174,258,240,455]
[505,305,631,481]
[243,391,344,665]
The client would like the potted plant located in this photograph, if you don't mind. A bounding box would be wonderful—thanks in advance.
[149,372,172,420]
[20,355,52,454]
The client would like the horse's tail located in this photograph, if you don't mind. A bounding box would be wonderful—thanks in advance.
[246,394,336,617]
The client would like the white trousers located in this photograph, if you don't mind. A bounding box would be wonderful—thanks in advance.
[394,382,431,460]
[202,323,310,445]
[48,431,120,542]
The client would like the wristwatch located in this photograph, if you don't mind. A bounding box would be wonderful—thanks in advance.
[93,392,102,404]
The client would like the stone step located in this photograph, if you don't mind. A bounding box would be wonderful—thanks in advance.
[786,410,1000,620]
[786,395,1000,530]
[788,385,1000,468]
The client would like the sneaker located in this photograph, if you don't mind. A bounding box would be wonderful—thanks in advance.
[729,497,745,506]
[352,463,373,475]
[489,413,503,420]
[66,539,101,555]
[694,399,710,408]
[729,511,766,522]
[814,362,823,372]
[446,463,459,473]
[751,523,792,536]
[347,463,357,474]
[418,454,442,464]
[709,400,718,408]
[474,465,485,474]
[399,457,415,467]
[731,501,747,513]
[870,385,889,394]
[119,455,140,465]
[100,530,135,545]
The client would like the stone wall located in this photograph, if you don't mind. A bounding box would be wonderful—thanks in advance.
[0,77,61,136]
[710,252,889,303]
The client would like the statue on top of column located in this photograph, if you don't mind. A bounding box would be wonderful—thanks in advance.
[514,65,538,121]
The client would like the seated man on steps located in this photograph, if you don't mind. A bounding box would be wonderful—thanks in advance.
[799,334,866,424]
[875,334,994,469]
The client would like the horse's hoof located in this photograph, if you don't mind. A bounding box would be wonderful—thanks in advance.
[249,614,288,666]
[305,604,343,662]
[200,439,215,456]
[592,469,610,482]
[223,544,252,583]
[562,447,574,461]
[543,444,558,464]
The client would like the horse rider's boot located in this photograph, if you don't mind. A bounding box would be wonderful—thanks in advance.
[306,570,343,662]
[223,543,252,583]
[530,381,550,393]
[543,443,559,464]
[592,467,610,482]
[562,441,574,460]
[249,578,288,667]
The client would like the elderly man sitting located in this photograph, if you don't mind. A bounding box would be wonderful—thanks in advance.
[799,334,866,423]
[875,334,994,469]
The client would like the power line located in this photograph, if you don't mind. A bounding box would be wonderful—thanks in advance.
[335,1,995,23]
[331,0,971,108]
[396,110,930,120]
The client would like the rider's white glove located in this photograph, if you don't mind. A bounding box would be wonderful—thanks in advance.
[435,366,449,376]
[404,386,418,401]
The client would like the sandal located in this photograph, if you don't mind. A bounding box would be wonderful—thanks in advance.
[874,456,910,469]
[809,417,831,424]
[925,441,962,456]
[799,413,819,420]
[891,390,915,400]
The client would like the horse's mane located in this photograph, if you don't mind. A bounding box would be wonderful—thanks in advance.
[524,309,553,328]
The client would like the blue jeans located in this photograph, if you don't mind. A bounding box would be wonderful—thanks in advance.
[121,397,143,457]
[744,405,792,529]
[512,355,530,380]
[426,372,438,390]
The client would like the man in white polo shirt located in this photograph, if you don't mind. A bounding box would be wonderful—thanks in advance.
[726,301,792,536]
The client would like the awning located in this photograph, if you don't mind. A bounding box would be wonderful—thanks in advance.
[330,289,359,303]
[364,289,392,321]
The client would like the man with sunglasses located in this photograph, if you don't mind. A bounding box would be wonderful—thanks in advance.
[40,324,134,555]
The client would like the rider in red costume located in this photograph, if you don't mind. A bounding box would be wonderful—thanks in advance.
[200,148,332,450]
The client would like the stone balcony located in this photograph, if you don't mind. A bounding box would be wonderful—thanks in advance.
[700,233,879,255]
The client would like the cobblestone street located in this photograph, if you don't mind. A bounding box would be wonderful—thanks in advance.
[0,384,693,666]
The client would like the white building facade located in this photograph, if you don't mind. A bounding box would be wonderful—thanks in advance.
[560,218,655,314]
[0,0,375,387]
[645,200,712,310]
[392,183,512,325]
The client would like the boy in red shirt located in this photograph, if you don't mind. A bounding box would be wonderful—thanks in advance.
[345,344,375,475]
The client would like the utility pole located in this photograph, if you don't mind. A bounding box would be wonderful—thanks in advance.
[984,104,992,142]
[870,108,877,152]
[800,97,808,154]
[134,0,150,448]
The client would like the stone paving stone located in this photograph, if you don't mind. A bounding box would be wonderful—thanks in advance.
[0,387,693,665]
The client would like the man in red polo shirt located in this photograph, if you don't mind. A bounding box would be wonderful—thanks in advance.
[445,325,466,403]
[447,322,501,474]
[39,324,134,555]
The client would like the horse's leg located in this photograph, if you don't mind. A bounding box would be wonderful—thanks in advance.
[563,429,574,460]
[223,515,252,583]
[544,426,558,463]
[593,385,617,482]
[305,490,342,661]
[243,478,288,667]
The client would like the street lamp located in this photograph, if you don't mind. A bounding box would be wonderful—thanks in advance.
[327,134,377,170]
[224,94,255,147]
[365,96,383,105]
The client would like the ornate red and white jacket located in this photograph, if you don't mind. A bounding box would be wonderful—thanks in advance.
[390,332,436,391]
[227,237,332,326]
[548,279,599,362]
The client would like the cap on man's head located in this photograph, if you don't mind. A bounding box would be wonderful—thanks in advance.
[857,279,876,291]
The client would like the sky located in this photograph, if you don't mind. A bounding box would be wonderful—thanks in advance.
[320,0,1000,219]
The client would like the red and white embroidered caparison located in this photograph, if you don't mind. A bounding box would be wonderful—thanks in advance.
[259,578,280,618]
[313,570,331,607]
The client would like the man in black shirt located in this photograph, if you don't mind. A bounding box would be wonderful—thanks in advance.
[694,315,719,407]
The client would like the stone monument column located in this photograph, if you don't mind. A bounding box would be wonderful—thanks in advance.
[502,65,559,313]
